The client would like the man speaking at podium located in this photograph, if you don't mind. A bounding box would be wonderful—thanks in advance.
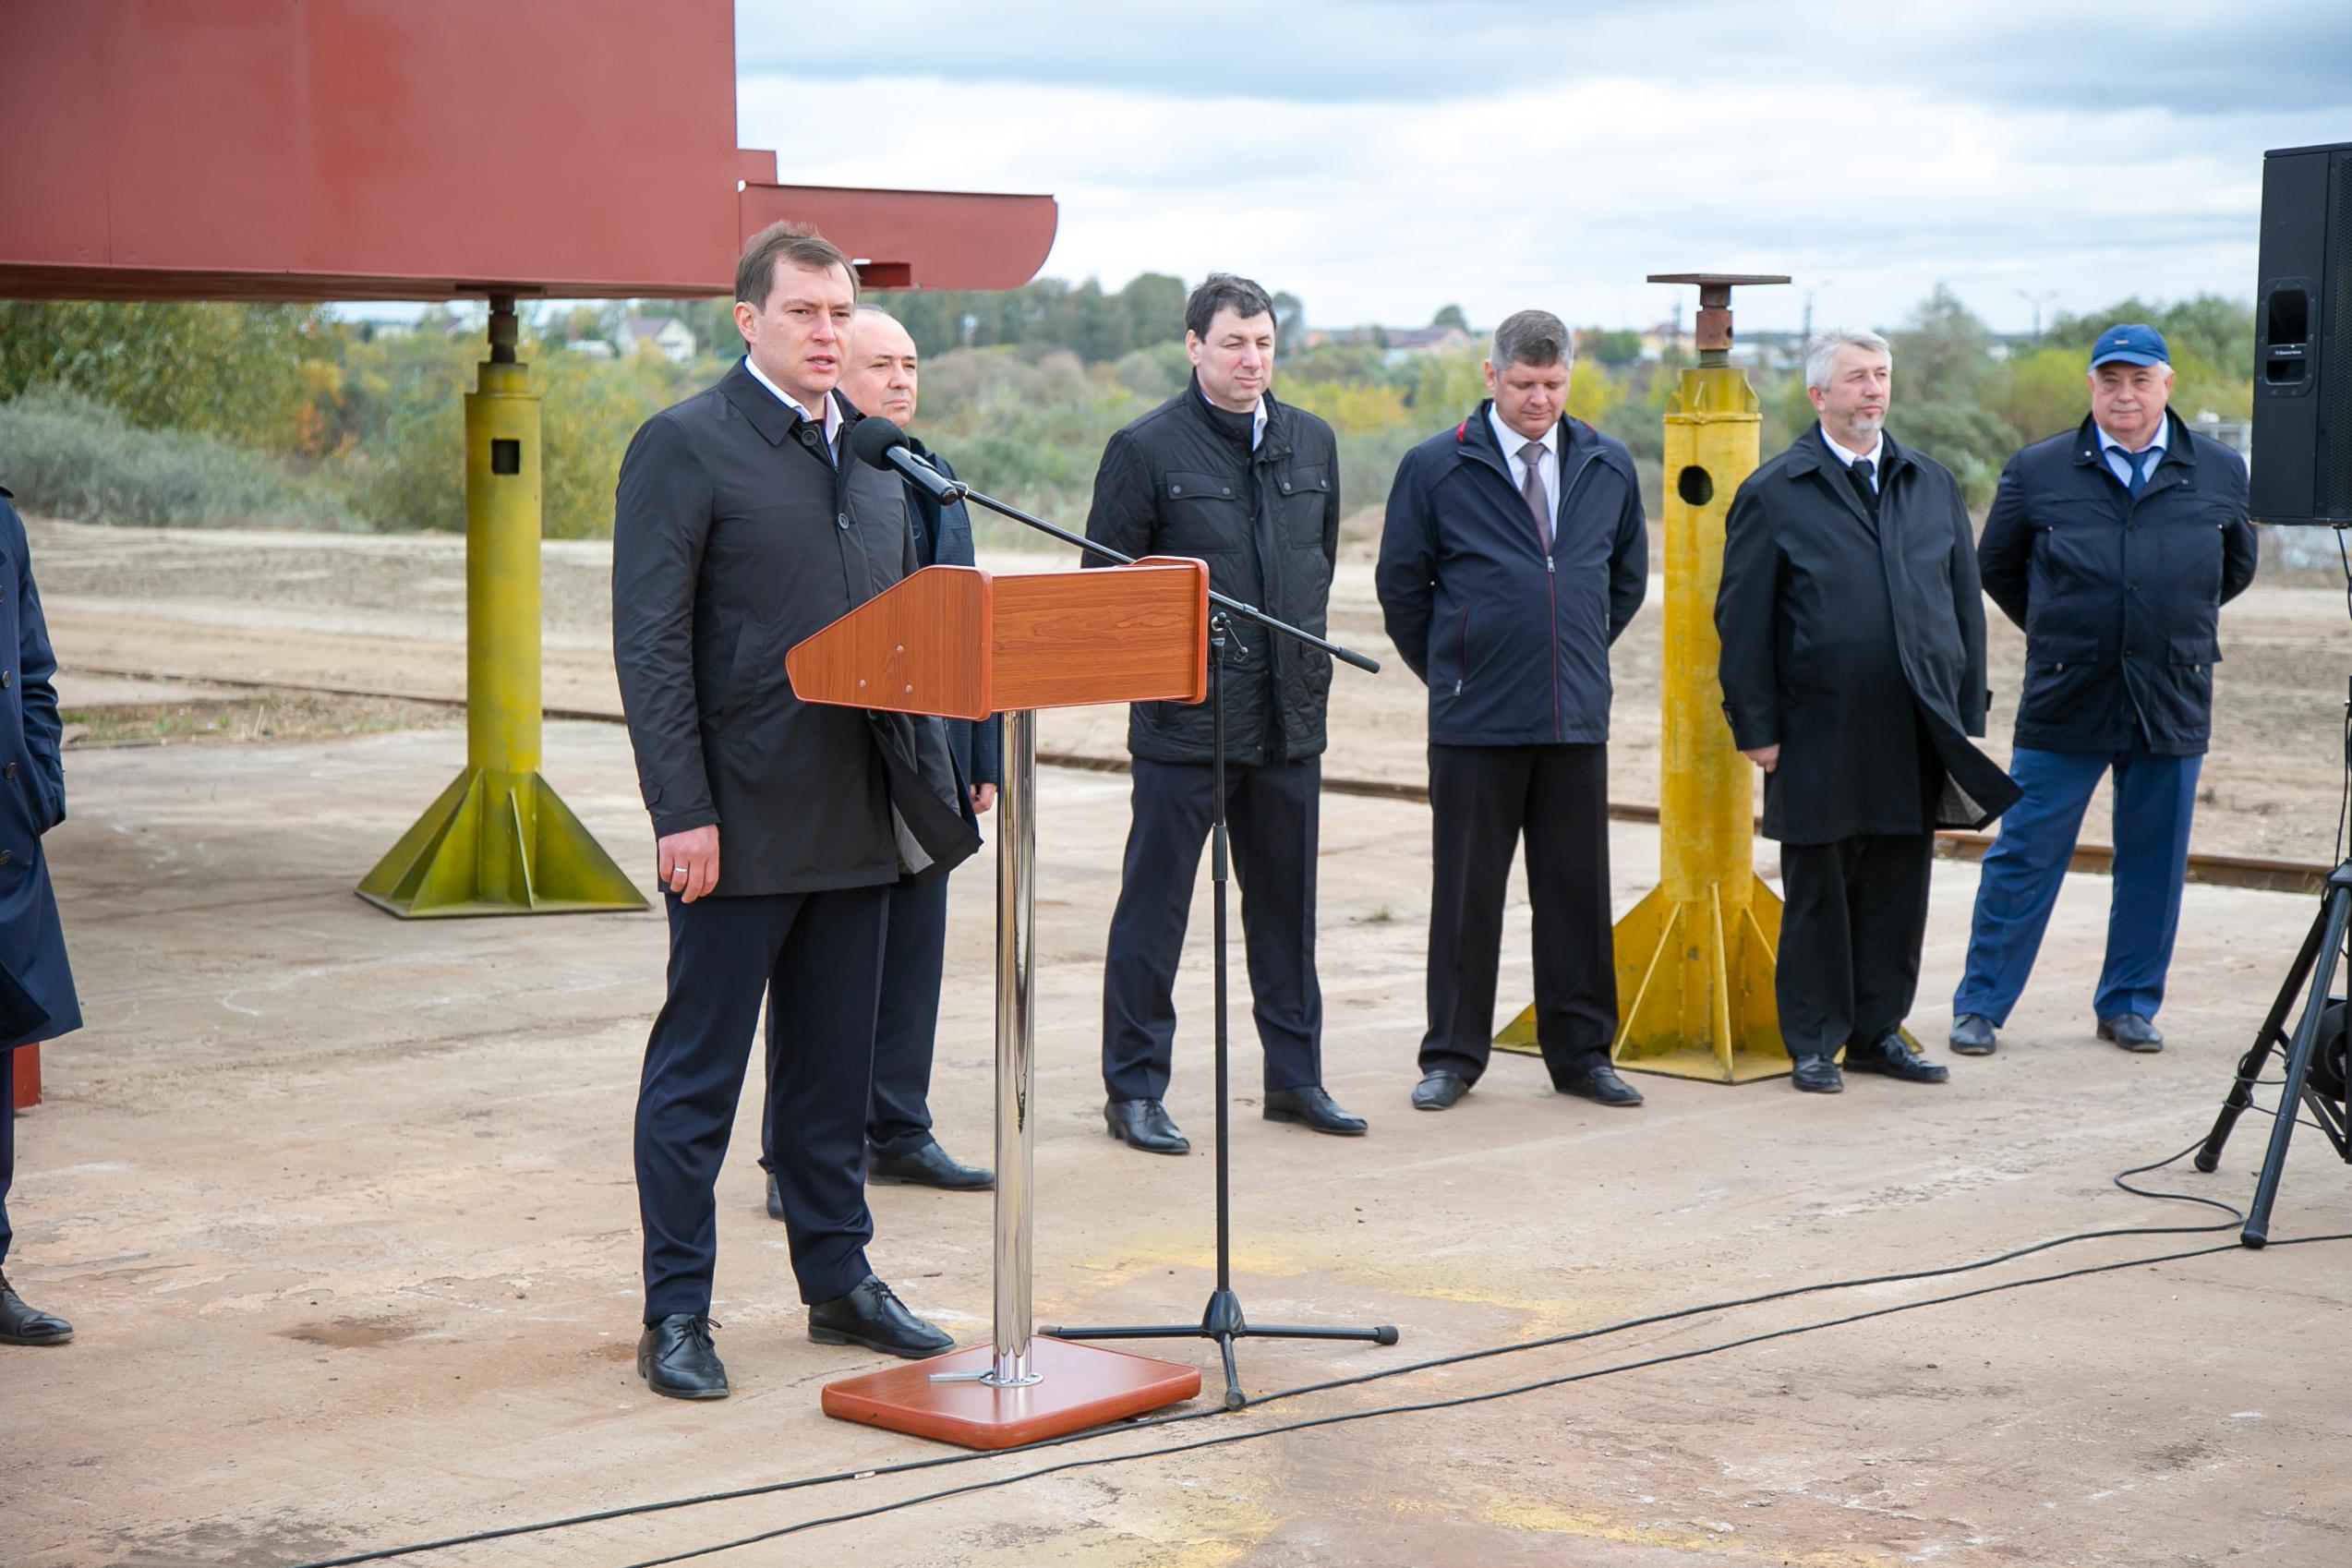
[1083,273,1365,1152]
[751,305,996,1203]
[612,223,954,1401]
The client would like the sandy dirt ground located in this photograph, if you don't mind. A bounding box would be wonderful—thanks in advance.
[2,519,2348,1567]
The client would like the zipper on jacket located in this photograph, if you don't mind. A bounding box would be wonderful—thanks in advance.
[1452,606,1469,695]
[1545,449,1603,741]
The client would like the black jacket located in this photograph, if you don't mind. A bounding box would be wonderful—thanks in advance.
[612,361,928,896]
[1716,427,2020,846]
[904,440,1000,790]
[1977,410,2258,756]
[1376,404,1647,745]
[1081,379,1340,766]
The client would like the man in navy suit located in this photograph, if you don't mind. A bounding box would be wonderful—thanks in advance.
[757,306,998,1202]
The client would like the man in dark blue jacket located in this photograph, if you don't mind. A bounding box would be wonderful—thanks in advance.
[1951,325,2258,1056]
[1377,310,1648,1112]
[0,485,82,1347]
[756,306,997,1202]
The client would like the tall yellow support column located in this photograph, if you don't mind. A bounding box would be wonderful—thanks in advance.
[1499,273,1788,1080]
[357,297,647,919]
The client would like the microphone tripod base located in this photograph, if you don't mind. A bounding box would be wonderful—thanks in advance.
[1044,1292,1399,1411]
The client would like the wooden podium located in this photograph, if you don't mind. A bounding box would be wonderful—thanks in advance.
[786,558,1210,1447]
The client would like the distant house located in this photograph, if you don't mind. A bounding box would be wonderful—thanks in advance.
[565,338,617,359]
[620,315,697,364]
[1304,322,1475,363]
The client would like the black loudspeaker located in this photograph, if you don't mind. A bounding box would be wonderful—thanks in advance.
[2253,140,2352,525]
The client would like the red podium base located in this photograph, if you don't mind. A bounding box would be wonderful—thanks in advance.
[821,1334,1200,1450]
[9,1043,36,1107]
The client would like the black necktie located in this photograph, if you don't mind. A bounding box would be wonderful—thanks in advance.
[1848,456,1878,518]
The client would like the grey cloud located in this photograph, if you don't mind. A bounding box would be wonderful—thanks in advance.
[740,1,2350,117]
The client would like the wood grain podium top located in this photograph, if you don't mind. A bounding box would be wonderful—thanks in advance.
[786,558,1210,718]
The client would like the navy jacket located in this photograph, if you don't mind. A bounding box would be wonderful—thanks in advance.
[904,440,999,790]
[1376,404,1646,746]
[1978,411,2258,756]
[0,489,79,1051]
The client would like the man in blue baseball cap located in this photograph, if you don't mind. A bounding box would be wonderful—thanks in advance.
[1953,324,2257,1057]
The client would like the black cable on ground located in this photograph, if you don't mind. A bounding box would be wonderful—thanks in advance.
[615,1231,2352,1568]
[282,1135,2316,1568]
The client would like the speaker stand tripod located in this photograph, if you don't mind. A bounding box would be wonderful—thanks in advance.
[2196,861,2352,1245]
[1044,612,1398,1408]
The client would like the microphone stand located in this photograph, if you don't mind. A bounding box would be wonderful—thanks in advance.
[880,444,1399,1408]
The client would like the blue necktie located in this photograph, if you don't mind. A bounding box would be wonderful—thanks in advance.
[2123,446,2153,497]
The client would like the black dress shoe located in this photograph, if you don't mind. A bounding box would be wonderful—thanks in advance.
[1948,1013,1997,1055]
[1556,1060,1645,1107]
[1791,1055,1844,1092]
[0,1274,73,1345]
[869,1140,995,1189]
[636,1313,727,1399]
[1842,1031,1950,1083]
[808,1275,954,1359]
[1263,1085,1368,1135]
[1411,1069,1471,1110]
[1104,1098,1189,1154]
[2098,1013,2165,1053]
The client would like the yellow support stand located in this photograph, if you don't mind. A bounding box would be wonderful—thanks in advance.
[1499,274,1790,1080]
[357,298,647,919]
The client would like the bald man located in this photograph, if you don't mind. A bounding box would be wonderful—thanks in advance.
[757,306,999,1205]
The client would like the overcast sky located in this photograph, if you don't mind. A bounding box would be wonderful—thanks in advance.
[735,0,2347,336]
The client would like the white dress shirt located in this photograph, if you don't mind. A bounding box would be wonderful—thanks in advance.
[1816,424,1884,488]
[2095,418,2169,490]
[742,356,843,452]
[1489,408,1559,536]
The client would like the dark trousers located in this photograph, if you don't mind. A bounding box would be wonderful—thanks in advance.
[761,872,953,1168]
[1778,834,1935,1061]
[635,884,887,1321]
[1421,742,1616,1086]
[1,1055,14,1266]
[1101,755,1322,1101]
[1953,738,2201,1025]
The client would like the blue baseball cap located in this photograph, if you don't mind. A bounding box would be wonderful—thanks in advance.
[2090,322,2169,368]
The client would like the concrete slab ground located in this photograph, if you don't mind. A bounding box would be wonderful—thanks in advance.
[5,719,2349,1567]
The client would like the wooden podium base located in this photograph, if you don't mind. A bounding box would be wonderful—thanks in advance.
[821,1335,1200,1450]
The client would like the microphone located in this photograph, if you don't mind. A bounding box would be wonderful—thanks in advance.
[849,417,965,502]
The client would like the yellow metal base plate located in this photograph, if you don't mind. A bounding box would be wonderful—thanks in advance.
[357,766,648,919]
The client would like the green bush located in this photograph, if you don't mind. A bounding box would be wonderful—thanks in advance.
[0,387,354,529]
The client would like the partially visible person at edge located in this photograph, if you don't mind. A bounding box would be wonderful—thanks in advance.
[1081,271,1366,1154]
[754,305,999,1209]
[1715,330,2020,1095]
[610,222,956,1402]
[1375,308,1649,1115]
[1950,324,2258,1058]
[0,480,83,1349]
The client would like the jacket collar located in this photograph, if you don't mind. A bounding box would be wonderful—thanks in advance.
[1182,373,1292,462]
[718,357,861,450]
[1786,422,1913,481]
[1786,422,1912,531]
[1455,400,1615,483]
[2070,408,2198,476]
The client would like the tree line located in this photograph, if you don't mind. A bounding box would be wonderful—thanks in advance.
[0,281,2256,542]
